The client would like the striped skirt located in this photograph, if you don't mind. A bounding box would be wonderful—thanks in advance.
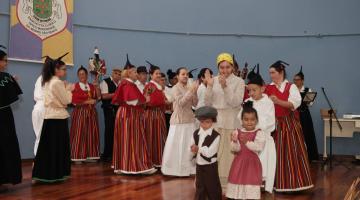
[273,112,314,192]
[70,105,100,161]
[144,108,167,167]
[112,106,155,174]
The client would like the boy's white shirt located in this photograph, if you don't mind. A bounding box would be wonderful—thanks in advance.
[190,126,220,165]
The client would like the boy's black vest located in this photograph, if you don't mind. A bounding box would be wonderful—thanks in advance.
[193,129,220,162]
[101,77,117,108]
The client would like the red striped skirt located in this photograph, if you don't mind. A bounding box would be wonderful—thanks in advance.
[144,108,167,167]
[70,105,100,161]
[273,112,313,192]
[112,106,154,174]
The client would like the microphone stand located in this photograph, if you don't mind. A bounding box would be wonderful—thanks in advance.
[321,87,342,169]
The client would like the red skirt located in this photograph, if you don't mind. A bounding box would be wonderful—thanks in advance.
[70,105,100,161]
[112,106,154,174]
[144,108,167,167]
[273,112,313,192]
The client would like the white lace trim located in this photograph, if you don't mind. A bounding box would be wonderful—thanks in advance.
[225,183,261,199]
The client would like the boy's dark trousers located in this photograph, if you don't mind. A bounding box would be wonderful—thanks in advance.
[195,162,222,200]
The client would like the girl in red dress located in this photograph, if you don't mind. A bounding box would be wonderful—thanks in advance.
[111,55,156,174]
[70,66,101,162]
[144,61,167,167]
[226,102,265,199]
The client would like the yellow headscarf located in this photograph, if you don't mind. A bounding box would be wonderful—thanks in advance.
[216,52,234,66]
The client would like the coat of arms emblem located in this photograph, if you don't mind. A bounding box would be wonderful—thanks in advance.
[17,0,68,40]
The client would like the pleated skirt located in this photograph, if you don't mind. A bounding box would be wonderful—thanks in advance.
[273,113,313,192]
[70,106,100,161]
[32,119,71,183]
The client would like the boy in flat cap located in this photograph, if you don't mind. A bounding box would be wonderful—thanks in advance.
[191,106,222,200]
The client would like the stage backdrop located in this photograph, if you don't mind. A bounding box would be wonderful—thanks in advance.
[9,0,73,65]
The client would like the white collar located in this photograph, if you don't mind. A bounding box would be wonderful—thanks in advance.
[79,82,90,91]
[270,79,289,85]
[240,128,258,132]
[150,80,162,90]
[198,127,214,136]
[125,78,134,83]
[300,86,305,92]
[270,79,289,89]
[247,94,269,103]
[136,80,145,85]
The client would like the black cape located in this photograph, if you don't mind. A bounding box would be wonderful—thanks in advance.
[0,72,23,108]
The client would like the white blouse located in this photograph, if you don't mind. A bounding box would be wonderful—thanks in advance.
[237,94,275,135]
[195,83,206,109]
[135,80,146,93]
[79,82,90,91]
[33,75,44,102]
[164,86,174,103]
[205,73,245,129]
[269,79,301,110]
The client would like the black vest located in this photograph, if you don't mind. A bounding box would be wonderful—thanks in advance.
[193,129,220,162]
[101,77,117,108]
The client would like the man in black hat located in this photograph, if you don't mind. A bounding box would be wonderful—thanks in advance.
[191,106,222,200]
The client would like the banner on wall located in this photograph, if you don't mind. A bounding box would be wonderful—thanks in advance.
[9,0,73,65]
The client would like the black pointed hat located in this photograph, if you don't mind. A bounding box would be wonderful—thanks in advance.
[188,68,198,78]
[233,54,239,68]
[146,60,160,73]
[56,52,69,62]
[248,64,264,86]
[77,65,88,73]
[270,60,289,70]
[124,54,135,70]
[167,69,176,80]
[295,65,304,79]
[247,64,257,81]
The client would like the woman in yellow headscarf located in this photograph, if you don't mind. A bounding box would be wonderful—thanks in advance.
[204,52,245,188]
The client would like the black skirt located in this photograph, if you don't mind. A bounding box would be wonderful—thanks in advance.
[299,108,319,161]
[32,119,71,183]
[0,106,22,185]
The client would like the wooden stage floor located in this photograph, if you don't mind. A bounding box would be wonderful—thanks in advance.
[0,158,359,200]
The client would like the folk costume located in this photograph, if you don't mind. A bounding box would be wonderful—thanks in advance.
[265,61,313,192]
[111,55,155,174]
[0,45,23,185]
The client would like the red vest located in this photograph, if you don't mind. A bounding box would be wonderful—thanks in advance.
[144,82,166,108]
[72,82,96,105]
[265,83,292,117]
